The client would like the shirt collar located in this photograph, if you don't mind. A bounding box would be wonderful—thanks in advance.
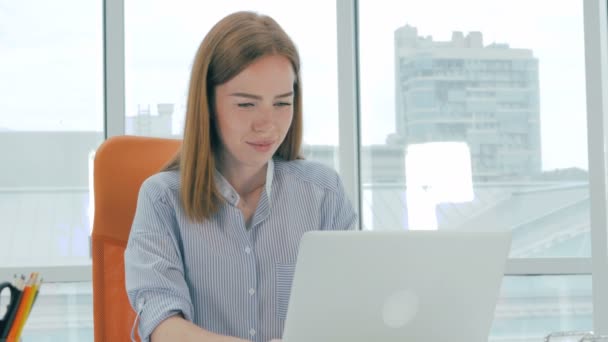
[214,158,274,207]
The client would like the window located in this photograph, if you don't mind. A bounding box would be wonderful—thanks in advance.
[359,0,588,254]
[0,0,103,268]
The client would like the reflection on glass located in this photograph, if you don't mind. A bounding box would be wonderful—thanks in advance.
[359,0,590,258]
[405,142,473,230]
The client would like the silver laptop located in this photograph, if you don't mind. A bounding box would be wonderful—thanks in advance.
[282,230,511,342]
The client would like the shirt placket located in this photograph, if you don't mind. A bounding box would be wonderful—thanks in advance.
[232,204,260,342]
[218,168,272,342]
[245,191,273,341]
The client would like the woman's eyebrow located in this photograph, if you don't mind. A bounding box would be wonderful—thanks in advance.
[274,91,293,99]
[229,91,293,100]
[230,92,262,100]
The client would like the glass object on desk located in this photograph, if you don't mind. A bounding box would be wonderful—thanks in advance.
[580,336,608,342]
[544,331,595,342]
[544,332,608,342]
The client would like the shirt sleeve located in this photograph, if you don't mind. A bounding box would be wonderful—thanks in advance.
[124,179,194,342]
[323,172,358,231]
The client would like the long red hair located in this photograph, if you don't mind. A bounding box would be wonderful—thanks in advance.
[164,11,303,222]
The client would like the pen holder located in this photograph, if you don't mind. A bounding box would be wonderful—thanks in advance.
[0,274,42,342]
[0,282,22,342]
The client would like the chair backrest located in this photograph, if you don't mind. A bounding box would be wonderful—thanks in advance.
[91,135,181,342]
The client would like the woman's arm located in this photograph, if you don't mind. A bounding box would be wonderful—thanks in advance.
[151,315,250,342]
[126,179,210,341]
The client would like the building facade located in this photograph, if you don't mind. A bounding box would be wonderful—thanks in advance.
[394,25,541,181]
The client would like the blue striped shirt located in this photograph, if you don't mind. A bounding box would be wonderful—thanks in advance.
[124,158,357,342]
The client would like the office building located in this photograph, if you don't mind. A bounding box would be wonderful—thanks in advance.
[394,25,541,181]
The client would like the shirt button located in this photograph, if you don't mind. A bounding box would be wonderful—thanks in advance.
[249,328,256,336]
[245,247,251,254]
[249,288,255,296]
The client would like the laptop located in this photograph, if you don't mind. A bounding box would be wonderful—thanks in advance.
[281,230,511,342]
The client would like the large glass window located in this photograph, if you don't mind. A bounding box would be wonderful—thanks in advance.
[0,0,104,268]
[124,0,340,168]
[358,0,589,258]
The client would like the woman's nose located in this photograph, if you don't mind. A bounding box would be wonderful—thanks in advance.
[253,107,274,132]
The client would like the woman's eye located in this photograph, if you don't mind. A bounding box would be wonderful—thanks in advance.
[237,103,254,108]
[275,102,292,107]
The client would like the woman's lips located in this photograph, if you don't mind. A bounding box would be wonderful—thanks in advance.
[247,141,274,152]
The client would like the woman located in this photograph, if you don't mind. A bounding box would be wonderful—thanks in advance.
[125,11,357,342]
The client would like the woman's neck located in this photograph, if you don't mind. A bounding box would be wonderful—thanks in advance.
[217,158,267,197]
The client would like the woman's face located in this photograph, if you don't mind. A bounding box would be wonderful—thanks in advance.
[214,54,295,171]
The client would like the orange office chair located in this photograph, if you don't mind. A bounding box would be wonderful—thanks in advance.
[91,135,181,342]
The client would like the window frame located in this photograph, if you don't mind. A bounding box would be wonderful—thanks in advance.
[582,0,608,333]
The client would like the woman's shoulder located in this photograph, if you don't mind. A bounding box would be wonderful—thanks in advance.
[274,158,341,192]
[139,170,181,202]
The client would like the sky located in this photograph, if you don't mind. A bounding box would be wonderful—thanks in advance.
[0,0,589,171]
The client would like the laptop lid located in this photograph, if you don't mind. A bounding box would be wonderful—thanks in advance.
[282,230,511,342]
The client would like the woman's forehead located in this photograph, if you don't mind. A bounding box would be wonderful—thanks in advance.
[219,56,295,95]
